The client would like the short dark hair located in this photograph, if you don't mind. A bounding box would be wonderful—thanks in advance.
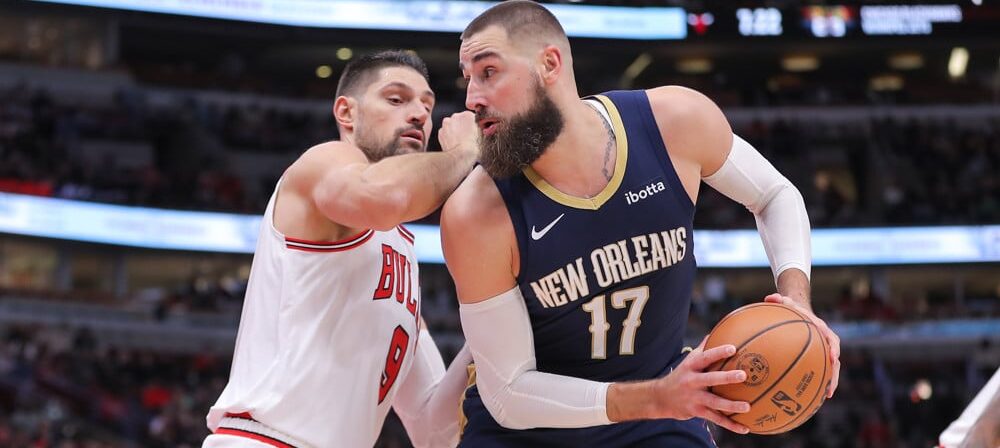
[335,50,429,98]
[461,0,567,45]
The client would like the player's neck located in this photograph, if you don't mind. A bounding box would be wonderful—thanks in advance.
[529,100,616,199]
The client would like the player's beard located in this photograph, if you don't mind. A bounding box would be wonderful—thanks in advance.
[478,81,564,179]
[355,124,424,162]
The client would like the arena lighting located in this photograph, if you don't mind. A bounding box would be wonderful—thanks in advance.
[782,55,820,72]
[621,53,652,88]
[911,379,933,402]
[315,65,332,78]
[676,58,713,75]
[623,54,652,80]
[870,74,905,91]
[336,48,353,61]
[888,52,925,70]
[2,192,1000,266]
[949,47,969,78]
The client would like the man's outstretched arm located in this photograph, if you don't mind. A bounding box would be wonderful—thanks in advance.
[284,112,480,231]
[647,85,840,399]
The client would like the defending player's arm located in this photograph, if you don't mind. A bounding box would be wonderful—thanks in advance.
[441,170,750,433]
[959,393,1000,448]
[392,331,473,448]
[646,85,841,398]
[286,112,479,231]
[939,366,1000,448]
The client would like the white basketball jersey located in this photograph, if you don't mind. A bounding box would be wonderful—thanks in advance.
[208,182,421,448]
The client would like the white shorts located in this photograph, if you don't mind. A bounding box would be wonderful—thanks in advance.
[203,434,276,448]
[203,413,306,448]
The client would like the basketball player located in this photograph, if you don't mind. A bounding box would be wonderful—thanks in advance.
[204,51,478,448]
[440,2,841,446]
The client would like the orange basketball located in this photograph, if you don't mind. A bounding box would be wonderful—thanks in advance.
[705,302,831,435]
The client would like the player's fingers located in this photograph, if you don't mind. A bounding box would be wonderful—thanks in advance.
[688,344,736,371]
[815,322,842,394]
[828,357,841,398]
[804,317,841,399]
[698,391,751,414]
[763,293,786,304]
[700,408,749,434]
[691,369,747,389]
[822,324,841,360]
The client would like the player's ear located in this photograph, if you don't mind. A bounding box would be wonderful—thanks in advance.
[333,95,357,132]
[539,44,562,85]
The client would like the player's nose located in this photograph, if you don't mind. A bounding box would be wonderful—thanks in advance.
[465,84,487,112]
[406,102,428,127]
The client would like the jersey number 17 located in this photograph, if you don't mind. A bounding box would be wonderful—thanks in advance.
[581,286,650,359]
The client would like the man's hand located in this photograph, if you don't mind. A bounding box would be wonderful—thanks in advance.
[650,339,751,434]
[438,111,480,159]
[764,293,841,399]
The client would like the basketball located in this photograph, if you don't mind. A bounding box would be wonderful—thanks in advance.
[705,303,831,435]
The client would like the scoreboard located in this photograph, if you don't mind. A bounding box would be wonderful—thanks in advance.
[687,4,998,41]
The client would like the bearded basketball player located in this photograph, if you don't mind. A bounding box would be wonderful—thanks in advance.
[441,2,841,446]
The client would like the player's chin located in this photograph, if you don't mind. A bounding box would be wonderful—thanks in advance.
[396,141,425,154]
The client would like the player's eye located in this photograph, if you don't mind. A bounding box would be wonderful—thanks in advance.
[387,96,404,105]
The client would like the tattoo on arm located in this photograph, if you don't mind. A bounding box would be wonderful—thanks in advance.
[598,109,616,182]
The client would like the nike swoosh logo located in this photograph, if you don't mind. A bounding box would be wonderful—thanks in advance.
[531,213,565,240]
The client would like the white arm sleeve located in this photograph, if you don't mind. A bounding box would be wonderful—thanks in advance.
[459,286,612,430]
[703,134,812,281]
[393,329,472,448]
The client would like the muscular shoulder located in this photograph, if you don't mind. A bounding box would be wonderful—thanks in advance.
[645,86,733,176]
[440,166,518,302]
[645,86,726,128]
[282,141,366,195]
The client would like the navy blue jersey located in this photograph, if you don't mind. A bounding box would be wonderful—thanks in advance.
[460,90,715,447]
